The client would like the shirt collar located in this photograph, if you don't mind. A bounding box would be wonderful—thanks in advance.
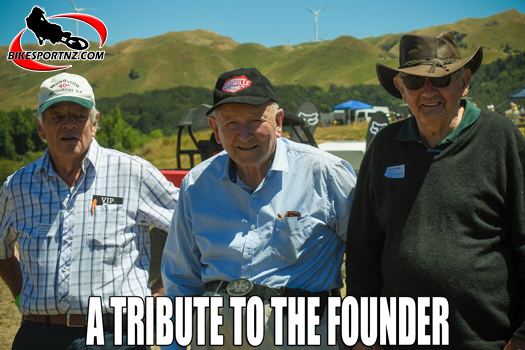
[84,137,100,172]
[397,99,480,145]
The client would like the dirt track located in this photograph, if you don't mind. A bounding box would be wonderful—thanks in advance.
[0,281,20,350]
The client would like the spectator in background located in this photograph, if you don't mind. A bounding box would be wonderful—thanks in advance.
[487,101,495,112]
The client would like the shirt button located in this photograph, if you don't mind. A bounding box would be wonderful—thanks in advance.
[250,224,255,230]
[62,267,67,272]
[244,254,250,259]
[65,237,70,242]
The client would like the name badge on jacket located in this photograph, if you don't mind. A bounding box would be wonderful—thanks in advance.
[92,195,124,205]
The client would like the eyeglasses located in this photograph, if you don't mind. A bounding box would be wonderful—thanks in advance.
[402,74,452,91]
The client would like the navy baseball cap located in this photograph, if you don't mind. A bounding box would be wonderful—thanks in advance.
[206,68,278,116]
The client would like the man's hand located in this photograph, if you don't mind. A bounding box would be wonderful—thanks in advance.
[151,276,164,297]
[504,336,525,350]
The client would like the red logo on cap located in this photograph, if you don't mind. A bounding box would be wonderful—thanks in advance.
[222,75,252,93]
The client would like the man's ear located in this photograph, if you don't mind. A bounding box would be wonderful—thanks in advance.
[275,109,284,138]
[36,115,46,141]
[91,112,100,137]
[208,117,221,144]
[461,69,472,97]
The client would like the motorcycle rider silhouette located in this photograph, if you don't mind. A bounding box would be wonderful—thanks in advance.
[25,6,89,50]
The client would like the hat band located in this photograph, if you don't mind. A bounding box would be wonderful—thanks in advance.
[400,58,460,73]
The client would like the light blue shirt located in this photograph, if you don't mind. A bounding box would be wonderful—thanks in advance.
[0,139,179,315]
[162,137,356,298]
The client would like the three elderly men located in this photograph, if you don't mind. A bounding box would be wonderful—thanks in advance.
[3,30,525,350]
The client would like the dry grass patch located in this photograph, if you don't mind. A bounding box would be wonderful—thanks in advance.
[314,123,369,143]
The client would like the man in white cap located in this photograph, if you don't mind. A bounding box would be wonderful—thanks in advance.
[346,32,525,349]
[0,72,179,350]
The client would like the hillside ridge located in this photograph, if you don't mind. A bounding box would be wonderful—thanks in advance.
[0,9,524,110]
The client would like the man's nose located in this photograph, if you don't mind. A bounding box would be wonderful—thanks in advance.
[62,115,78,128]
[421,78,438,96]
[237,122,254,142]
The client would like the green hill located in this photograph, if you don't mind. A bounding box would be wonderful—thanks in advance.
[1,9,524,111]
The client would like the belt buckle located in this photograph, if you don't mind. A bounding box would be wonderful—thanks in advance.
[67,314,86,327]
[226,278,253,296]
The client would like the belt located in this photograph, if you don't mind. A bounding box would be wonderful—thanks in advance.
[22,314,125,327]
[205,279,340,300]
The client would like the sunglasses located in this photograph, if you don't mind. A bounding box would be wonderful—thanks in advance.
[402,74,452,90]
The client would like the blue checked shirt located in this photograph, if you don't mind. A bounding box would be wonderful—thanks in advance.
[162,137,356,297]
[0,139,179,315]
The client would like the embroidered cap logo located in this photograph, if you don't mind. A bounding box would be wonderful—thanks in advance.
[222,75,252,93]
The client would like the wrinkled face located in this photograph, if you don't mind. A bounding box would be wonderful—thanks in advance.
[209,102,283,173]
[37,101,98,167]
[394,69,472,124]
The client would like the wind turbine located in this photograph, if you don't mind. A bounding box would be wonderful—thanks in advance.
[302,4,331,43]
[69,0,96,36]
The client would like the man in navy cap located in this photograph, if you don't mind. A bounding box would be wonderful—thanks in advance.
[162,67,356,349]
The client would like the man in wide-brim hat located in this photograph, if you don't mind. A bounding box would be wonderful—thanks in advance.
[346,31,525,349]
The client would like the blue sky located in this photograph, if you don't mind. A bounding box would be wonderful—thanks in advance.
[2,0,525,48]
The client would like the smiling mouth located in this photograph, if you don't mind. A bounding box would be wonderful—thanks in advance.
[422,102,440,107]
[238,145,257,150]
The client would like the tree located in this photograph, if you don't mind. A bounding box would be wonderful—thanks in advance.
[95,106,147,151]
[0,110,16,159]
[129,68,140,80]
[7,107,44,156]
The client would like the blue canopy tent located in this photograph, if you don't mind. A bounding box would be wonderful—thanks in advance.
[333,100,373,124]
[508,86,525,99]
[333,100,373,110]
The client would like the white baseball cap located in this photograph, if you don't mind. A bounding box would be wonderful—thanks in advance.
[38,72,95,113]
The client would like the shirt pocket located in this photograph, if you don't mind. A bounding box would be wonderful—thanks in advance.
[270,216,312,262]
[86,205,126,248]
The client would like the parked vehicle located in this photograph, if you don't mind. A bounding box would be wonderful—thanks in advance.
[317,140,366,172]
[355,106,390,122]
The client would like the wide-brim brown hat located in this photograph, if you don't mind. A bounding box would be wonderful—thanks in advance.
[376,31,483,99]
